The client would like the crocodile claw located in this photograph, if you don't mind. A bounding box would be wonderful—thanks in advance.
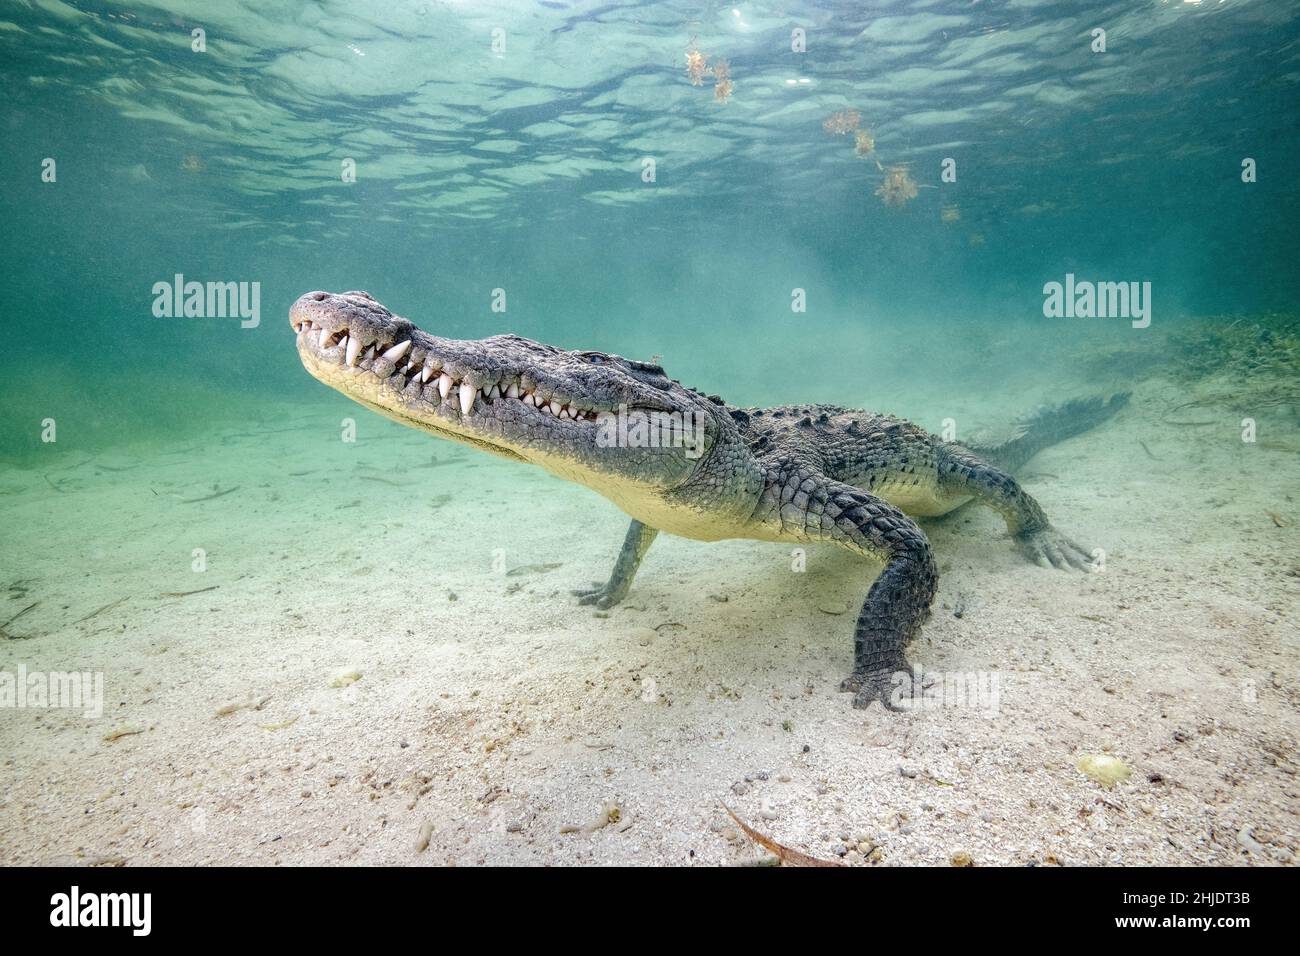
[571,582,626,610]
[1014,525,1097,572]
[840,667,914,711]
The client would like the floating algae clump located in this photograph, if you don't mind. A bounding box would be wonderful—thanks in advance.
[876,163,918,207]
[685,42,732,101]
[1077,753,1131,787]
[823,110,861,135]
[685,45,709,86]
[854,128,875,157]
[712,58,733,102]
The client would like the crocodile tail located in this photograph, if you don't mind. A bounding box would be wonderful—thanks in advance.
[971,392,1130,473]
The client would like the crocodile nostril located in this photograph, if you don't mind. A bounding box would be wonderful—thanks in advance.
[309,291,329,302]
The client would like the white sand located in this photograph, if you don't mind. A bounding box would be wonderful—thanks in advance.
[1,375,1296,866]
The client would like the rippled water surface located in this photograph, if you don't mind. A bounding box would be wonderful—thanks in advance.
[2,2,1297,452]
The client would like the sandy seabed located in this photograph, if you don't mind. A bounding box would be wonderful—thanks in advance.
[1,374,1296,867]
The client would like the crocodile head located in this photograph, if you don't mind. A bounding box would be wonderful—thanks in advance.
[290,291,731,504]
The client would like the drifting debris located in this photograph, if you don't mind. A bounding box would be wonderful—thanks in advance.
[159,586,219,598]
[685,44,709,86]
[214,696,271,717]
[876,164,919,207]
[103,726,145,742]
[74,596,128,625]
[358,475,411,487]
[721,804,841,867]
[505,563,563,577]
[260,715,300,731]
[561,799,623,835]
[177,485,241,503]
[712,58,733,102]
[1,601,39,640]
[822,110,861,135]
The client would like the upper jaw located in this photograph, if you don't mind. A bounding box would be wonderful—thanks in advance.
[289,292,605,426]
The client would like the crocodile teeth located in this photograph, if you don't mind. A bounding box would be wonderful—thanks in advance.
[438,373,453,399]
[318,329,328,348]
[362,344,377,363]
[382,340,411,362]
[345,335,361,367]
[506,381,520,399]
[421,366,435,383]
[458,381,476,416]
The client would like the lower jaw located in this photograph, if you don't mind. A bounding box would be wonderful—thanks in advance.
[348,391,531,463]
[300,349,564,464]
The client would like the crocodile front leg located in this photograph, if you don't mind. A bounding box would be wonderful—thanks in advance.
[572,519,659,609]
[758,470,938,709]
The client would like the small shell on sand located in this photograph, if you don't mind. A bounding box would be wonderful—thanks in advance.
[1077,753,1131,787]
[329,668,363,688]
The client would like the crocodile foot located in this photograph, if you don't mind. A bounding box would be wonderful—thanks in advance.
[571,582,627,610]
[839,666,916,711]
[1014,525,1096,571]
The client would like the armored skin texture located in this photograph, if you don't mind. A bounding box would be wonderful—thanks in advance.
[290,290,1128,709]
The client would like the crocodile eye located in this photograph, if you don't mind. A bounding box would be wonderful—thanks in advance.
[580,352,606,364]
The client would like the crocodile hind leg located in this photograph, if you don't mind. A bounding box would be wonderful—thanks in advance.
[937,443,1095,570]
[572,519,659,609]
[761,472,938,709]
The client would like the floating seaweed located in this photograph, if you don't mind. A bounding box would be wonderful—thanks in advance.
[822,110,861,135]
[853,128,875,157]
[876,163,919,207]
[712,58,732,102]
[685,45,709,86]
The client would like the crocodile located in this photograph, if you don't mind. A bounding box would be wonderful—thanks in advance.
[290,290,1128,709]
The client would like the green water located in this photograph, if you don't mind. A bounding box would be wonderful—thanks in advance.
[0,0,1296,453]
